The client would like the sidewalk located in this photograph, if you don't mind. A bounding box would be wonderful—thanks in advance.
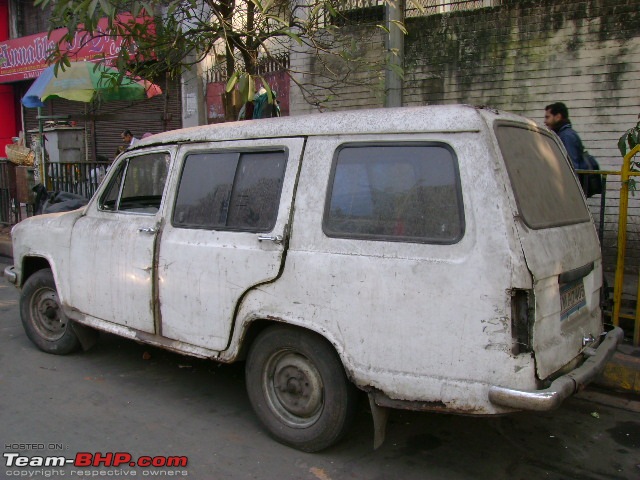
[0,224,11,258]
[0,225,638,408]
[593,343,640,398]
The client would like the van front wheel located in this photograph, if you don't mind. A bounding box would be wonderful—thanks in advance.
[20,268,80,355]
[245,326,357,452]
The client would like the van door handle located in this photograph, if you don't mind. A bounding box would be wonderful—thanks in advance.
[138,227,156,234]
[258,234,283,244]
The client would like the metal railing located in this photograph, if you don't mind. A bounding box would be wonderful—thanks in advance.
[0,160,109,226]
[608,145,640,346]
[577,144,640,346]
[0,160,17,226]
[205,53,291,84]
[45,161,111,199]
[405,0,501,17]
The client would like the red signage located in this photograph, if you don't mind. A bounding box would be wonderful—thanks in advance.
[0,15,140,83]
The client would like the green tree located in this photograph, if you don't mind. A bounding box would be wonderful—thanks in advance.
[37,0,405,115]
[619,113,640,157]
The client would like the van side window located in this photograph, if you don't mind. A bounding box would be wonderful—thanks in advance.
[324,144,464,243]
[173,150,286,231]
[99,152,169,214]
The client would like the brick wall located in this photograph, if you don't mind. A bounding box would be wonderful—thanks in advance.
[404,0,639,158]
[290,0,640,273]
[402,0,640,272]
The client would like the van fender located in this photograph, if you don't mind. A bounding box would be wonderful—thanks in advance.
[222,311,391,449]
[219,312,357,375]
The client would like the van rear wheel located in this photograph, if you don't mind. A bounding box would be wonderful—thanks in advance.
[20,268,80,355]
[245,326,357,452]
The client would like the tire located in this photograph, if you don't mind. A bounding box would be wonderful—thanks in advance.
[245,325,358,452]
[20,268,80,355]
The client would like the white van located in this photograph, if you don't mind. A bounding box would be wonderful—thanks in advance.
[5,105,622,452]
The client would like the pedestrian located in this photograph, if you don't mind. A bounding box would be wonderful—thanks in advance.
[543,102,588,170]
[121,129,140,148]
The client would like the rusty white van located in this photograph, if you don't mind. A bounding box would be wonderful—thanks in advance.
[5,105,622,452]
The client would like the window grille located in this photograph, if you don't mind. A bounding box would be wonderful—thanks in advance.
[406,0,501,18]
[15,0,54,36]
[316,0,500,26]
[325,0,386,26]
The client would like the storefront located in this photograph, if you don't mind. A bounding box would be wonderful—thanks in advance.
[0,0,18,153]
[0,15,182,165]
[19,79,182,164]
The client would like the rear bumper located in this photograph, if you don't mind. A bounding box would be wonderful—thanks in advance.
[488,327,624,411]
[4,265,16,284]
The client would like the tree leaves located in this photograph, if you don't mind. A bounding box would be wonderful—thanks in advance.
[39,0,409,111]
[619,118,640,157]
[390,20,407,35]
[226,71,240,92]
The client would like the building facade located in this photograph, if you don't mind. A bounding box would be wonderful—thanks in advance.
[0,1,183,163]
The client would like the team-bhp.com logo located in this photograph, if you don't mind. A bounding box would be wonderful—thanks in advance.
[5,452,188,468]
[4,452,189,476]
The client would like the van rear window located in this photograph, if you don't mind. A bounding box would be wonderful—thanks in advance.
[495,125,591,229]
[323,143,464,244]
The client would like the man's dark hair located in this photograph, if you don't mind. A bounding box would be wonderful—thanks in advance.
[122,129,133,137]
[545,102,569,120]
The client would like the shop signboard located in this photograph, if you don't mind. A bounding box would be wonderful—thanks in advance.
[0,14,144,84]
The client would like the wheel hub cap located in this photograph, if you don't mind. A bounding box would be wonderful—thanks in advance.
[266,351,324,427]
[31,288,67,339]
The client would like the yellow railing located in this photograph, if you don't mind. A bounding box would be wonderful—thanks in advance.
[579,144,640,346]
[612,144,640,346]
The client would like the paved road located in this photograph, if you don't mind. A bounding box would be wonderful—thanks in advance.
[1,266,639,480]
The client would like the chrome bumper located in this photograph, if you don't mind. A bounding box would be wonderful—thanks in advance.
[3,265,16,284]
[489,327,624,411]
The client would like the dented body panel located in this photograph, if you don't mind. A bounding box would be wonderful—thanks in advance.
[229,132,535,414]
[9,105,619,417]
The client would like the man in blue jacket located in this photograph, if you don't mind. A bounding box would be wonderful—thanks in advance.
[544,102,588,170]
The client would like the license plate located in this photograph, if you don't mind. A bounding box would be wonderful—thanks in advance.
[560,280,586,321]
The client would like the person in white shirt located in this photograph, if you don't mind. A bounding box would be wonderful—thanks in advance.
[121,129,140,147]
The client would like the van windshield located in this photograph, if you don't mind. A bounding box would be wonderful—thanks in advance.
[495,124,591,229]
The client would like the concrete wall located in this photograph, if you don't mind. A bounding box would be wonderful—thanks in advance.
[289,26,386,115]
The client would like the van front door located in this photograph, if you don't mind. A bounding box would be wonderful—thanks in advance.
[157,138,305,351]
[69,150,172,333]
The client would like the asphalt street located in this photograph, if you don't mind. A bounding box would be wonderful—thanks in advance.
[1,261,639,480]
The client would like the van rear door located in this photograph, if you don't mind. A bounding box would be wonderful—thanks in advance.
[495,123,603,380]
[157,138,304,352]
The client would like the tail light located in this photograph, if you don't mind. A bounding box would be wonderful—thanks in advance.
[511,289,534,355]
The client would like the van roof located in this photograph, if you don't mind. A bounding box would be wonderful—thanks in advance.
[135,104,537,148]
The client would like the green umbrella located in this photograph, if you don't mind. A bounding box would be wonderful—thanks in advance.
[41,61,161,103]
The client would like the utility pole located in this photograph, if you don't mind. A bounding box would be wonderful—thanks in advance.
[384,0,404,108]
